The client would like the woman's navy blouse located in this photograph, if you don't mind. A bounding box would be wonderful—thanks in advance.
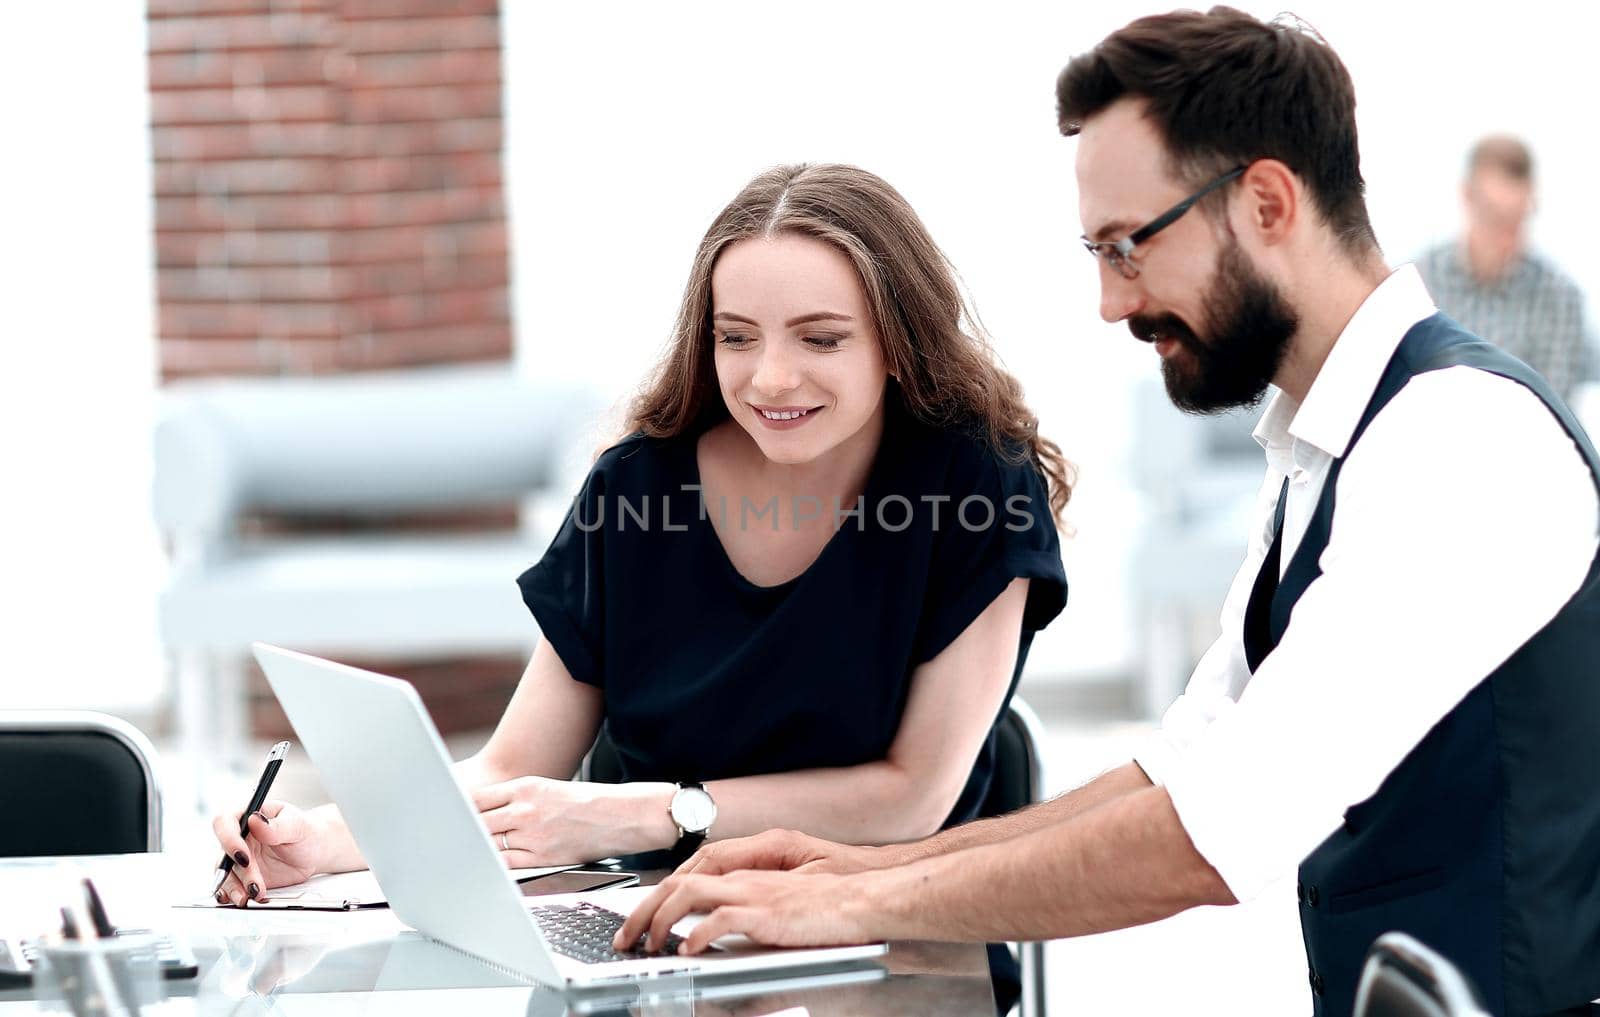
[517,395,1067,828]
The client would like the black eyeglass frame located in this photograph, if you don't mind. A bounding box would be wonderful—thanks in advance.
[1081,165,1248,279]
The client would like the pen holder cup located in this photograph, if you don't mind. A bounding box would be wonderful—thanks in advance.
[33,936,165,1017]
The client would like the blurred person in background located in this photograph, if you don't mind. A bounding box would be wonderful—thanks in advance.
[210,162,1070,1014]
[1418,134,1595,402]
[617,10,1600,1016]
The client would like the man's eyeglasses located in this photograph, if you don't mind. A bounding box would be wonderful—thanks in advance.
[1081,165,1248,279]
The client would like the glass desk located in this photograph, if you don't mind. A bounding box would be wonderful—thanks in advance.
[0,855,994,1016]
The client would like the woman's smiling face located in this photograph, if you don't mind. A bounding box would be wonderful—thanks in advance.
[710,232,889,466]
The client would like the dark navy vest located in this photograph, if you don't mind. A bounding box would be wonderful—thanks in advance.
[1242,314,1600,1017]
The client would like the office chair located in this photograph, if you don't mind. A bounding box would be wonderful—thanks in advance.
[1352,932,1492,1017]
[578,724,624,785]
[0,711,163,856]
[580,697,1050,1017]
[987,698,1049,1017]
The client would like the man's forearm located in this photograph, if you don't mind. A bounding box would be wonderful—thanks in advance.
[857,783,1234,943]
[887,760,1151,865]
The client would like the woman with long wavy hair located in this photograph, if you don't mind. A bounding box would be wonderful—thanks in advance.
[212,162,1071,1011]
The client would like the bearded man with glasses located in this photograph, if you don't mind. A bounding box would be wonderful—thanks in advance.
[619,9,1600,1015]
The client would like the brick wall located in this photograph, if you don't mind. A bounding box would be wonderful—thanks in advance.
[148,0,511,380]
[149,0,521,735]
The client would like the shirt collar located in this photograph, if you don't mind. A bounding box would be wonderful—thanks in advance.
[1252,264,1437,460]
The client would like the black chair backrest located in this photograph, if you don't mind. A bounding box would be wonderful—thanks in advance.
[582,723,625,785]
[0,718,160,857]
[984,704,1038,818]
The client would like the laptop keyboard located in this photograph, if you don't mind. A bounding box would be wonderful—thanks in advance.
[530,903,686,965]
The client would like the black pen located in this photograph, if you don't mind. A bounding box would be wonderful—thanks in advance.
[77,878,142,1011]
[82,878,115,937]
[211,741,291,896]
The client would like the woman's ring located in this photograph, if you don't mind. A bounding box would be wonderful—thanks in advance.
[500,832,510,851]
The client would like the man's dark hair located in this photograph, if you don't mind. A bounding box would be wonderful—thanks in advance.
[1467,134,1533,182]
[1056,6,1378,256]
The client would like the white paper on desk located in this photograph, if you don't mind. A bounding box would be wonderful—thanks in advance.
[182,865,576,910]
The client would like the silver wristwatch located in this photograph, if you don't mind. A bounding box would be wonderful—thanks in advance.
[668,782,717,854]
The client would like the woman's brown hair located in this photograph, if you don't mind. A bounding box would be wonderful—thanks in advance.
[627,163,1073,523]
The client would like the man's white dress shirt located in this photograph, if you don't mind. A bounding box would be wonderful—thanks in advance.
[1134,264,1600,901]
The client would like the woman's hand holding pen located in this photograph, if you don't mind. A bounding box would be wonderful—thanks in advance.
[210,802,325,906]
[471,777,680,865]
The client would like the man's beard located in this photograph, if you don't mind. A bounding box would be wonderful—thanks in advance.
[1129,239,1299,415]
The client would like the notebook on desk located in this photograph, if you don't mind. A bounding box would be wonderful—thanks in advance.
[252,643,887,989]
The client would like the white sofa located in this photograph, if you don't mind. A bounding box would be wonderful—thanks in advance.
[153,364,604,796]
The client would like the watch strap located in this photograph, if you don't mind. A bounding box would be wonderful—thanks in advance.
[674,829,706,856]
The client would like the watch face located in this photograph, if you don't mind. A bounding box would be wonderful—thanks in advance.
[671,787,717,833]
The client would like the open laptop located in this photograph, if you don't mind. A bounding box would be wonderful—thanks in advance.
[252,642,887,988]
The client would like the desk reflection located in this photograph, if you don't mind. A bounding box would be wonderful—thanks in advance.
[208,932,991,1016]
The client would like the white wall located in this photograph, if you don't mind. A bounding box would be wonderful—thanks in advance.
[503,0,1600,683]
[0,8,163,709]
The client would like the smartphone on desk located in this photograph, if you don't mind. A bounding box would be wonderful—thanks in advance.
[518,870,638,897]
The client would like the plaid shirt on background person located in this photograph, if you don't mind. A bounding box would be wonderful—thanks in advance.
[1417,243,1596,404]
